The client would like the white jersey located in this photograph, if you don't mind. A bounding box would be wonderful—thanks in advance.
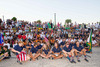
[3,43,10,49]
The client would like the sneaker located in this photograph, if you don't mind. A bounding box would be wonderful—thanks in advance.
[77,60,80,62]
[84,59,89,62]
[17,60,22,65]
[17,60,19,63]
[52,58,54,60]
[71,60,76,63]
[70,61,73,63]
[19,62,22,65]
[49,57,50,59]
[17,60,20,63]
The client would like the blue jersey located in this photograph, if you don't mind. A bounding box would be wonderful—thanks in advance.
[63,45,72,52]
[14,45,26,55]
[59,41,65,46]
[70,43,76,47]
[74,45,84,51]
[43,49,50,55]
[26,44,33,49]
[52,47,62,53]
[36,45,42,50]
[30,46,38,53]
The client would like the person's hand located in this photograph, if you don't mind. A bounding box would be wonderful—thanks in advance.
[17,51,20,54]
[4,52,8,56]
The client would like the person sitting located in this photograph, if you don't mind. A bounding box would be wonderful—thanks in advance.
[92,38,98,47]
[74,41,89,62]
[83,40,89,52]
[59,38,66,48]
[63,42,76,63]
[11,41,30,64]
[51,42,63,59]
[36,42,43,53]
[3,40,10,49]
[30,43,40,61]
[40,43,51,59]
[26,41,33,54]
[13,40,18,48]
[0,45,11,61]
[50,37,55,46]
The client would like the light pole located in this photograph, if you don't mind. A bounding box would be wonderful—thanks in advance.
[54,13,56,26]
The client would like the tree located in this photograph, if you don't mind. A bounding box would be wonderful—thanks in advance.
[12,17,17,21]
[65,19,71,25]
[37,20,41,23]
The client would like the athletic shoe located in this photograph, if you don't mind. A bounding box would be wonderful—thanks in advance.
[19,62,22,65]
[52,58,54,60]
[77,60,81,62]
[84,59,89,62]
[70,61,73,63]
[71,60,76,63]
[17,60,22,65]
[17,60,19,63]
[49,57,50,59]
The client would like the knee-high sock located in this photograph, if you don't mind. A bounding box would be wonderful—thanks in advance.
[72,56,74,61]
[66,56,70,61]
[76,55,79,60]
[84,55,87,59]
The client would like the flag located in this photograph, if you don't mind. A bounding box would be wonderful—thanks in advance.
[86,30,92,53]
[17,51,27,61]
[0,33,3,46]
[44,36,49,42]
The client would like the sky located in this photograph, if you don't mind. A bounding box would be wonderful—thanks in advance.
[0,0,100,25]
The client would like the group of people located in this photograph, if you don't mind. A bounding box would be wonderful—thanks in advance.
[0,18,100,64]
[11,40,88,64]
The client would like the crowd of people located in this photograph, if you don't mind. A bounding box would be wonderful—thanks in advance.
[0,18,100,64]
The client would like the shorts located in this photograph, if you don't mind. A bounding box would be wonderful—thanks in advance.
[54,54,59,56]
[32,53,35,56]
